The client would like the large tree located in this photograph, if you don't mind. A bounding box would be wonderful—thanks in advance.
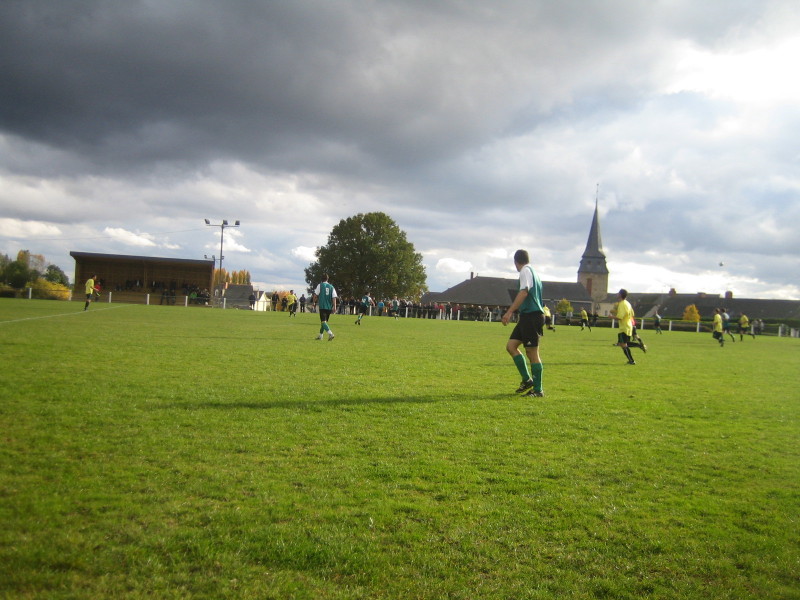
[305,212,427,300]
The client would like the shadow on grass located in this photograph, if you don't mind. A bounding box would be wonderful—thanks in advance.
[160,395,443,411]
[158,391,526,411]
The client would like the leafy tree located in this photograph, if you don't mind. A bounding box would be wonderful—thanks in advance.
[305,213,427,300]
[556,298,573,315]
[5,261,30,288]
[44,264,70,286]
[683,304,701,322]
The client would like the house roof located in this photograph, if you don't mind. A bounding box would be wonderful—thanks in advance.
[600,291,800,320]
[70,251,212,267]
[422,276,593,307]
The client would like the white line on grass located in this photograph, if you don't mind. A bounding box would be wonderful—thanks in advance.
[0,304,130,324]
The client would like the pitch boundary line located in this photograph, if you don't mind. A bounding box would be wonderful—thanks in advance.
[0,304,130,324]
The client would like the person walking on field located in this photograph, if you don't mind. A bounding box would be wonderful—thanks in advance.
[502,249,545,398]
[286,290,298,317]
[611,289,644,364]
[580,308,591,331]
[313,274,337,341]
[84,274,97,311]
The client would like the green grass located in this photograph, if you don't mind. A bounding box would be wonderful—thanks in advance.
[1,298,798,599]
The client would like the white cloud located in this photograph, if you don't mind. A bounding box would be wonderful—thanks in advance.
[103,227,157,247]
[291,246,317,261]
[0,218,61,238]
[435,257,473,274]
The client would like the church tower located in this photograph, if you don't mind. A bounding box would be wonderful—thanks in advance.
[577,195,609,307]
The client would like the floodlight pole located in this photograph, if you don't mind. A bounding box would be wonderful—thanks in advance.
[204,218,240,298]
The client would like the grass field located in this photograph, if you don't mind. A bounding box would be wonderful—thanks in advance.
[1,298,798,599]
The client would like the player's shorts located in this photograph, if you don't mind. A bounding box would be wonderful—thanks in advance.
[581,319,589,326]
[510,312,544,348]
[319,309,332,322]
[713,331,723,341]
[86,293,93,300]
[617,332,632,345]
[359,305,369,315]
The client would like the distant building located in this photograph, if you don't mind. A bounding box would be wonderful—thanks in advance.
[70,251,214,292]
[424,203,799,321]
[577,199,609,309]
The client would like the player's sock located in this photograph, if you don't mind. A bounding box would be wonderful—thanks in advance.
[531,362,543,392]
[513,353,531,382]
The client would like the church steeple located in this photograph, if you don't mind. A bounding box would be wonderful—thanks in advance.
[578,199,609,275]
[578,186,609,304]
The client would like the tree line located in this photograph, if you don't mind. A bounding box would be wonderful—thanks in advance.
[1,250,70,288]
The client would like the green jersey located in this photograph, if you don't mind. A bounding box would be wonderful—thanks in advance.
[314,282,337,311]
[517,265,543,313]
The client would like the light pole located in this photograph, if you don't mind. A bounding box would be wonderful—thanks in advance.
[204,219,240,294]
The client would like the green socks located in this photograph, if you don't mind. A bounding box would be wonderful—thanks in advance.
[513,354,531,382]
[531,362,543,392]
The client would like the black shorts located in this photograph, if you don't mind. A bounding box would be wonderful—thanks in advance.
[359,305,368,315]
[319,309,332,322]
[617,332,632,345]
[510,312,544,348]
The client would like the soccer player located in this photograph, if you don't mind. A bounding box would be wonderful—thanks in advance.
[286,290,298,317]
[611,289,643,364]
[712,308,725,346]
[355,292,374,325]
[543,305,555,331]
[390,296,401,320]
[738,313,755,341]
[501,249,545,398]
[654,309,663,334]
[84,274,96,311]
[580,308,591,331]
[721,308,736,342]
[313,275,337,341]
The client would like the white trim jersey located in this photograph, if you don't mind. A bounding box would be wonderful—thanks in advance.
[314,282,337,311]
[518,265,544,314]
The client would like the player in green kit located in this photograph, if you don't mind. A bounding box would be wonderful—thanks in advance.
[501,250,545,398]
[313,274,337,341]
[355,292,374,325]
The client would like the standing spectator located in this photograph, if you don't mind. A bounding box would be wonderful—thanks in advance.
[249,292,256,310]
[313,274,337,341]
[271,291,279,311]
[502,249,545,398]
[299,294,307,312]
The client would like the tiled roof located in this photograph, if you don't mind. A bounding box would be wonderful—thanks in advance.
[423,276,592,307]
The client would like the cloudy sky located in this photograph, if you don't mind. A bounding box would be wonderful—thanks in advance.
[1,0,798,298]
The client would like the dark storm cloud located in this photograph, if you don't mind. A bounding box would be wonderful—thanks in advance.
[0,0,798,297]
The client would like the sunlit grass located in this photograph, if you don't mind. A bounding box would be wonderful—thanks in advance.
[1,299,798,599]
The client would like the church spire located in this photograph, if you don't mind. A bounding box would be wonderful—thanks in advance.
[578,185,609,275]
[578,185,609,305]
